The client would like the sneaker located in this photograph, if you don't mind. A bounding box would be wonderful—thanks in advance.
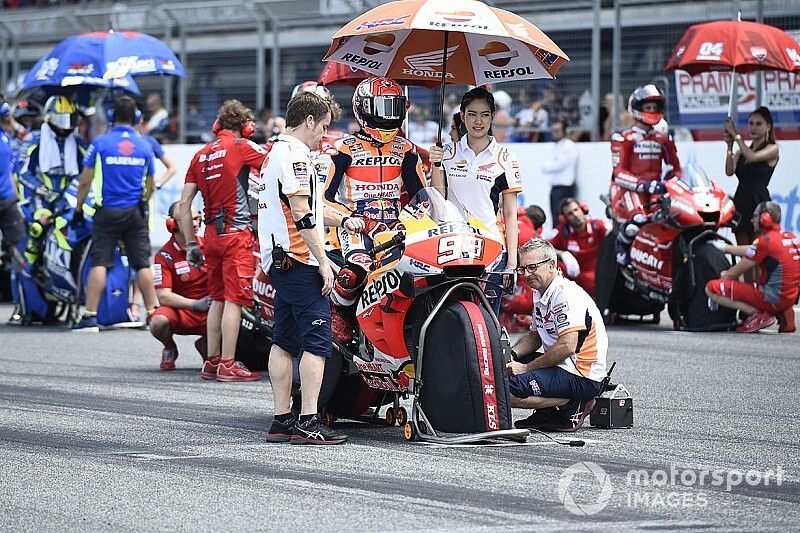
[331,308,354,344]
[216,359,261,382]
[200,355,221,380]
[71,313,99,332]
[736,311,777,333]
[530,399,596,433]
[777,307,796,333]
[514,407,559,429]
[291,415,348,445]
[265,417,296,443]
[160,348,178,371]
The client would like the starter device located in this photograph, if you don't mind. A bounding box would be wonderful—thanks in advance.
[589,362,634,429]
[590,383,633,429]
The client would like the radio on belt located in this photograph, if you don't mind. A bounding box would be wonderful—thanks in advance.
[589,362,633,429]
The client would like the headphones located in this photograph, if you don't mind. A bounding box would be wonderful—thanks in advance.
[558,198,590,226]
[166,203,179,233]
[107,106,143,125]
[757,202,776,230]
[212,119,256,139]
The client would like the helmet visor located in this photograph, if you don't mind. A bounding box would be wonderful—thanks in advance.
[49,112,76,130]
[361,95,407,129]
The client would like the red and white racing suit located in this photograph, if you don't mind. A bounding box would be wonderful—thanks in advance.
[610,125,681,222]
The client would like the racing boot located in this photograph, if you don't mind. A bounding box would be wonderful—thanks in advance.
[776,306,796,333]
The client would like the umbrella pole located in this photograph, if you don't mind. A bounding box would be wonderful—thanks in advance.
[436,31,450,146]
[727,69,736,118]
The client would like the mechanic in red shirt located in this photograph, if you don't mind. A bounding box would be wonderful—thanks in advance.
[706,201,800,333]
[610,85,681,269]
[150,202,211,371]
[549,198,609,297]
[176,100,267,382]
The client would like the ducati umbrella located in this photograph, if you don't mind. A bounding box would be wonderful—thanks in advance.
[323,0,569,142]
[21,30,184,93]
[664,16,800,116]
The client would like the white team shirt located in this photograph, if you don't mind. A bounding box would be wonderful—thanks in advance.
[258,134,325,267]
[440,135,522,236]
[531,274,607,382]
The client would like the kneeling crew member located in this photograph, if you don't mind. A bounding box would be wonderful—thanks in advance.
[507,238,608,432]
[150,202,212,370]
[706,201,800,333]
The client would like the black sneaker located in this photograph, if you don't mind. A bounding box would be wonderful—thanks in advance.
[514,407,560,429]
[523,399,596,433]
[265,417,296,443]
[291,415,347,445]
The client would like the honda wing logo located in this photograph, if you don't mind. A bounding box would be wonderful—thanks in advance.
[404,46,458,71]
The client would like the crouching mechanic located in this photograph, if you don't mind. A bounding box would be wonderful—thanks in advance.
[706,201,800,333]
[507,239,608,432]
[150,202,212,370]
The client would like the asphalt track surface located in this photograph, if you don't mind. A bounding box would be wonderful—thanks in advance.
[1,303,798,532]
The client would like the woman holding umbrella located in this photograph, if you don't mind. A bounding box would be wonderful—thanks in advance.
[723,108,779,248]
[429,87,522,315]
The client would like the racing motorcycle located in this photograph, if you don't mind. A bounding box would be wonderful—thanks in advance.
[596,162,738,330]
[11,182,130,326]
[243,188,528,444]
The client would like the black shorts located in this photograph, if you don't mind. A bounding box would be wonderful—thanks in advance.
[91,205,151,269]
[0,197,25,247]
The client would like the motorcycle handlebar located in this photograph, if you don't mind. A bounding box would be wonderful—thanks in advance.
[368,233,405,258]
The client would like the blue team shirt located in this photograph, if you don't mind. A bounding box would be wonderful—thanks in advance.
[0,130,15,200]
[83,125,155,209]
[144,135,165,159]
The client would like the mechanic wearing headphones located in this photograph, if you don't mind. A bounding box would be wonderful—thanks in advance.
[149,202,211,371]
[176,99,267,381]
[548,197,609,297]
[706,201,800,334]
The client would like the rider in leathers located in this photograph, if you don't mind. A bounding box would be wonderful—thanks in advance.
[610,84,681,269]
[323,76,426,341]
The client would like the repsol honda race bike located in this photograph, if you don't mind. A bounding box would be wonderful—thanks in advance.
[596,162,738,330]
[243,188,528,444]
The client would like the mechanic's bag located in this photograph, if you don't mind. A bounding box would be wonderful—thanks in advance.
[419,300,513,434]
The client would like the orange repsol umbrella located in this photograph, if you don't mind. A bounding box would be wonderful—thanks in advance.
[323,0,569,141]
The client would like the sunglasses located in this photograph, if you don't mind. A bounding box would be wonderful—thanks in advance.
[515,258,552,275]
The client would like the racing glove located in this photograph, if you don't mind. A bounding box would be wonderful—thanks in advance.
[192,295,213,312]
[186,242,204,268]
[636,180,666,195]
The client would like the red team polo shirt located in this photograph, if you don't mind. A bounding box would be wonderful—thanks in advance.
[153,237,208,299]
[185,130,267,232]
[549,218,609,296]
[747,227,800,309]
